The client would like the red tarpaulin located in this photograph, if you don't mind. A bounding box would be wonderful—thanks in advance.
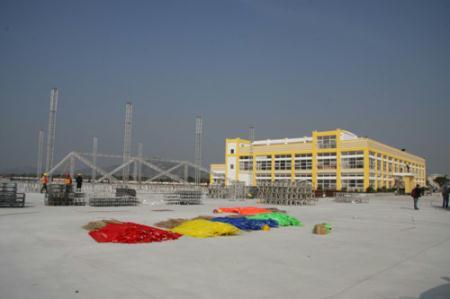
[89,222,182,243]
[213,207,271,216]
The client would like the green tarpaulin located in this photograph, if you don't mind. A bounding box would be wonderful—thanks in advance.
[247,213,303,227]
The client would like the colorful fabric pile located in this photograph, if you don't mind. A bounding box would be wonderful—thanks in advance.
[89,222,182,243]
[211,217,278,231]
[87,206,309,244]
[154,216,213,229]
[247,212,303,227]
[170,219,240,238]
[213,206,271,215]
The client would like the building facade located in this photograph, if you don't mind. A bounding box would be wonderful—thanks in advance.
[210,129,426,192]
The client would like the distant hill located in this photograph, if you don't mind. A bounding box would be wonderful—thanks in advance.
[0,166,36,176]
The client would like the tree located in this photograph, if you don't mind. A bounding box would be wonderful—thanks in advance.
[433,175,449,187]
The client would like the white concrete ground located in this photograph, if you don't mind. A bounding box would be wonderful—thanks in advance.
[0,193,449,299]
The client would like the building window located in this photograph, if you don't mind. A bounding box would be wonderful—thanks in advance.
[274,174,292,181]
[369,158,376,170]
[239,156,253,171]
[317,179,336,190]
[317,135,336,149]
[230,164,234,170]
[274,154,292,170]
[295,154,312,170]
[317,153,337,170]
[256,156,272,171]
[341,179,364,191]
[230,149,234,154]
[341,157,364,169]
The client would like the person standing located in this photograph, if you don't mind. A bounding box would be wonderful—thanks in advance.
[442,184,449,209]
[75,173,83,192]
[411,184,422,210]
[64,173,73,193]
[40,173,48,193]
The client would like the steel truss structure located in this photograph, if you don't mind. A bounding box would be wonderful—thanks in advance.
[46,151,212,184]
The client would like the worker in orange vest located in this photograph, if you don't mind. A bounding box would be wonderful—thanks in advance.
[64,174,73,193]
[40,173,49,193]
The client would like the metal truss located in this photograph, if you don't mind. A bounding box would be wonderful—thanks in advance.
[47,151,216,184]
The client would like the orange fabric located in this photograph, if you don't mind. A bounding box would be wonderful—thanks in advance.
[64,177,72,185]
[214,207,271,216]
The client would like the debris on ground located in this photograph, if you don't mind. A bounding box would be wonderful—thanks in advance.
[313,223,332,235]
[170,219,240,238]
[89,222,182,243]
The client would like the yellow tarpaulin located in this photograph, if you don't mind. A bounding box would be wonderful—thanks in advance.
[170,219,240,238]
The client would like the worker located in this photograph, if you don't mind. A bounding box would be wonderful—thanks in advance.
[442,184,449,209]
[411,184,422,210]
[75,173,83,192]
[64,173,73,193]
[40,173,48,193]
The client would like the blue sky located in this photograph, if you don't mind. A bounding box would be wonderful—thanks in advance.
[0,0,449,174]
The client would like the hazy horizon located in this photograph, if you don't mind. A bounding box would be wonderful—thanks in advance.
[0,0,449,174]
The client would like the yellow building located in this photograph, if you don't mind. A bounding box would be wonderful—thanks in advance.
[210,129,426,192]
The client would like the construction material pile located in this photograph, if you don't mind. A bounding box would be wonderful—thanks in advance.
[164,190,202,205]
[45,184,86,206]
[88,196,139,207]
[0,182,25,208]
[87,187,140,207]
[208,182,250,200]
[256,181,316,206]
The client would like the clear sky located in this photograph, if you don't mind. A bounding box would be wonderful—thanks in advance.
[0,0,449,174]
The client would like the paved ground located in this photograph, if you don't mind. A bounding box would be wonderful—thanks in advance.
[0,193,449,299]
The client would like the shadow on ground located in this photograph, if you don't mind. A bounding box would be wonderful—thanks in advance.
[419,277,450,299]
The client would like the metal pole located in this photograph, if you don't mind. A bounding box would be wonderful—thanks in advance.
[184,163,189,182]
[92,137,98,182]
[37,130,44,178]
[45,88,58,175]
[137,143,143,183]
[194,116,203,185]
[122,102,133,183]
[249,126,255,186]
[69,155,75,178]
